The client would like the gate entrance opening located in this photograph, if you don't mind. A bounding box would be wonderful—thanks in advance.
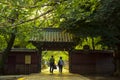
[29,28,75,73]
[41,51,69,74]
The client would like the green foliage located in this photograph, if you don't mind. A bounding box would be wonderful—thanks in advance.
[0,0,120,51]
[59,0,120,49]
[0,35,7,51]
[91,0,120,48]
[42,51,68,62]
[75,36,105,50]
[26,43,36,49]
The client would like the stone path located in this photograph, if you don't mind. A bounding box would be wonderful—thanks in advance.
[0,68,119,80]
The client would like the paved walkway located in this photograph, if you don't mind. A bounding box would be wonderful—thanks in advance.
[0,68,119,80]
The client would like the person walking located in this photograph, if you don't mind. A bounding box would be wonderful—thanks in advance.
[49,55,55,73]
[58,56,64,73]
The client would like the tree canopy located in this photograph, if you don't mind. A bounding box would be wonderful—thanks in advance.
[0,0,120,51]
[60,0,120,49]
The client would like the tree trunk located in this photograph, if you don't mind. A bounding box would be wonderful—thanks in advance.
[2,32,16,74]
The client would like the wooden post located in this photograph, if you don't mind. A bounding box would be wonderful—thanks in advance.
[38,48,42,73]
[68,49,72,73]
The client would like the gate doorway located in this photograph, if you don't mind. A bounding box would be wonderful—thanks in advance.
[41,51,69,74]
[29,28,75,73]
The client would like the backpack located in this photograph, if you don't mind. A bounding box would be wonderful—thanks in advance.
[58,59,64,65]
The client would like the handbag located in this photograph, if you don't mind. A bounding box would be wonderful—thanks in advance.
[53,65,57,69]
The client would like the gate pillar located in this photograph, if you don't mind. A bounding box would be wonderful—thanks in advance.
[68,49,73,73]
[38,49,42,72]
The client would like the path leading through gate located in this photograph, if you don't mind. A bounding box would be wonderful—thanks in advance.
[0,68,119,80]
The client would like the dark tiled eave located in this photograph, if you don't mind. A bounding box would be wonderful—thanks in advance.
[30,28,73,43]
[29,28,75,50]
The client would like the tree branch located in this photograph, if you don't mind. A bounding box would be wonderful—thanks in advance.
[0,9,53,28]
[13,9,53,27]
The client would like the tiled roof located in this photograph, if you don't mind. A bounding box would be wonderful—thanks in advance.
[30,28,73,42]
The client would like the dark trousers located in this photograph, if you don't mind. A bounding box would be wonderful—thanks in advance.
[50,64,54,73]
[58,65,63,73]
